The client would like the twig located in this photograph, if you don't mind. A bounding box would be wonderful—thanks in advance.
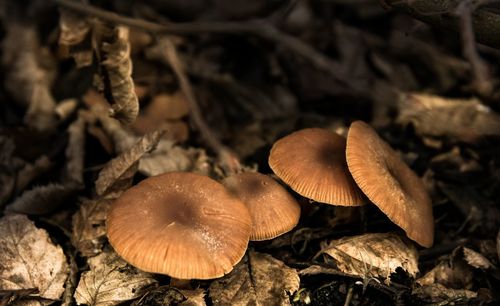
[455,1,492,96]
[54,0,366,94]
[159,37,241,174]
[343,286,354,306]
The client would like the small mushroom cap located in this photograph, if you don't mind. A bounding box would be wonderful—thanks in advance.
[268,128,365,206]
[346,121,434,247]
[223,172,301,241]
[106,172,252,279]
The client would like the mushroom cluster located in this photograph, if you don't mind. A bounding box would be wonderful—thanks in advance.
[268,121,434,247]
[106,171,301,279]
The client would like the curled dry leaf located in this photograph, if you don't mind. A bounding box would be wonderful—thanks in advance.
[397,93,500,143]
[74,250,156,306]
[209,251,300,306]
[0,214,68,303]
[100,26,139,125]
[412,283,477,304]
[58,8,92,67]
[463,247,494,270]
[95,130,163,197]
[320,233,419,284]
[5,183,79,215]
[71,198,111,257]
[2,23,57,131]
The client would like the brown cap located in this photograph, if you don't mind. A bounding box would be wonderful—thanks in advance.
[346,121,434,247]
[223,172,301,241]
[106,172,252,279]
[268,128,365,206]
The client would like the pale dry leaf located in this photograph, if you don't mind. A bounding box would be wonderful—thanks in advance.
[14,156,52,194]
[138,142,192,176]
[71,198,111,257]
[179,289,206,306]
[64,114,85,185]
[74,250,156,306]
[416,256,474,289]
[463,247,494,270]
[412,283,477,303]
[397,93,500,143]
[58,8,92,67]
[100,26,139,125]
[321,233,419,284]
[6,183,79,215]
[209,251,300,306]
[0,214,68,304]
[2,23,57,131]
[95,130,163,197]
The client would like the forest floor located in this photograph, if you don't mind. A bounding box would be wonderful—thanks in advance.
[0,0,499,305]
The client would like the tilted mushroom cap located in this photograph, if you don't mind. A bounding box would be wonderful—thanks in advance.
[346,121,434,247]
[268,128,365,206]
[106,172,252,279]
[223,172,301,241]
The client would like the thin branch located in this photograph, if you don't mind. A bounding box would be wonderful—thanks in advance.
[54,0,366,94]
[455,1,492,96]
[159,37,241,174]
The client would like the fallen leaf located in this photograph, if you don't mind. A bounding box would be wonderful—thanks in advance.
[14,156,52,194]
[58,8,92,67]
[209,251,299,306]
[417,253,474,289]
[71,198,111,257]
[74,250,156,306]
[5,183,79,215]
[397,93,500,143]
[132,286,191,306]
[64,114,86,185]
[179,289,206,306]
[99,26,139,125]
[2,23,57,131]
[0,214,68,304]
[463,247,494,270]
[146,92,190,120]
[95,130,163,197]
[412,283,477,303]
[320,233,419,284]
[138,142,204,176]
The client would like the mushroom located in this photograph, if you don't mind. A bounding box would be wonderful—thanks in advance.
[268,128,365,206]
[223,172,301,241]
[346,120,434,247]
[106,172,252,279]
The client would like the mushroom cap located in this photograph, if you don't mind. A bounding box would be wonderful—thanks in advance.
[223,172,301,241]
[106,172,252,279]
[346,121,434,247]
[268,128,365,206]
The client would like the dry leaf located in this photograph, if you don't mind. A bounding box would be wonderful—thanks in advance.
[412,283,477,303]
[320,233,419,284]
[2,23,57,131]
[417,255,474,289]
[397,93,500,143]
[14,156,52,194]
[146,92,190,120]
[5,183,78,215]
[138,142,197,176]
[132,286,201,306]
[0,214,68,304]
[209,251,299,306]
[74,250,156,306]
[71,198,111,257]
[64,114,86,185]
[95,130,163,197]
[100,26,139,125]
[463,247,494,270]
[58,8,92,67]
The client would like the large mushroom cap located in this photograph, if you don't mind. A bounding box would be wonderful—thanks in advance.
[346,121,434,247]
[106,172,252,279]
[268,128,364,206]
[223,172,301,241]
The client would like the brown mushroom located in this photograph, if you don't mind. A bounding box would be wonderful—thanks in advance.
[268,128,364,206]
[346,121,434,247]
[106,172,252,279]
[223,172,301,241]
